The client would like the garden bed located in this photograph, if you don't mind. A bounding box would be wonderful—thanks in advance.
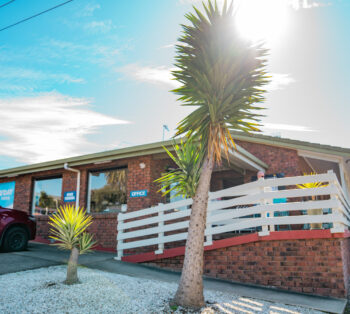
[0,266,321,313]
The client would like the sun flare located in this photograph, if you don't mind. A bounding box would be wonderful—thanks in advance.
[235,0,289,45]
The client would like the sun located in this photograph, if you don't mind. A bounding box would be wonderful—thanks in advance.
[235,0,289,45]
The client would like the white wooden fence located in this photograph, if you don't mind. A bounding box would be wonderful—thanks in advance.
[116,171,350,260]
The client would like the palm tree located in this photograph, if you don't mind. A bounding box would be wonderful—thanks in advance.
[171,0,269,308]
[49,205,96,284]
[155,138,204,199]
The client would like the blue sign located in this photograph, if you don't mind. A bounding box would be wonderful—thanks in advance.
[64,191,76,203]
[130,190,148,198]
[0,181,15,209]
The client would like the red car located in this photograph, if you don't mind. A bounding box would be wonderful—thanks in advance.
[0,206,36,252]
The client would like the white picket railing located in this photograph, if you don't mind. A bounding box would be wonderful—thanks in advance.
[116,170,350,260]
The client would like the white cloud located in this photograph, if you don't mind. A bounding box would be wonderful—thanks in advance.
[179,0,330,10]
[179,0,224,5]
[44,39,121,67]
[267,73,295,91]
[0,66,85,87]
[262,123,316,132]
[80,3,101,16]
[84,20,113,33]
[0,93,130,164]
[117,64,181,88]
[287,0,331,10]
[0,84,33,93]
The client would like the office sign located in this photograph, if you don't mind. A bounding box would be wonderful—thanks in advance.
[0,181,15,209]
[130,190,147,198]
[64,191,76,203]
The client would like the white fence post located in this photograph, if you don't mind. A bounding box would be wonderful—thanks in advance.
[205,202,213,246]
[328,172,346,233]
[115,212,124,260]
[259,178,270,236]
[268,177,278,232]
[155,203,164,254]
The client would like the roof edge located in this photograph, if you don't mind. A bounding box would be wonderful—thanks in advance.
[0,137,266,178]
[0,139,178,178]
[2,131,345,178]
[231,131,350,157]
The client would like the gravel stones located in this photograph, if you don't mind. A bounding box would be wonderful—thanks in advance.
[0,266,322,314]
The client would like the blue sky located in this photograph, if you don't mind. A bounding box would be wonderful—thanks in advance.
[0,0,349,169]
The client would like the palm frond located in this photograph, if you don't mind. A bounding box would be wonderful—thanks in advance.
[155,138,204,198]
[79,233,96,254]
[49,205,96,255]
[172,0,269,162]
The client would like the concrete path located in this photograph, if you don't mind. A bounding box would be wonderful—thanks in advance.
[0,242,113,275]
[0,242,347,314]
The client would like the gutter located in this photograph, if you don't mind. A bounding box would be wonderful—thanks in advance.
[64,163,80,209]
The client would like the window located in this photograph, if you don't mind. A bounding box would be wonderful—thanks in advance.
[88,168,127,213]
[32,177,62,215]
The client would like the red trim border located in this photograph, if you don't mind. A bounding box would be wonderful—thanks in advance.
[122,229,349,263]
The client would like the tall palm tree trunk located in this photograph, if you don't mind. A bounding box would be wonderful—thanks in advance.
[65,246,79,285]
[173,153,214,308]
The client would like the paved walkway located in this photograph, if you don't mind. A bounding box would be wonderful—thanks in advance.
[1,242,346,314]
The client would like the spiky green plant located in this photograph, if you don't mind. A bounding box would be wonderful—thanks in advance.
[49,205,96,284]
[296,172,328,190]
[155,138,204,199]
[297,172,328,229]
[170,0,269,308]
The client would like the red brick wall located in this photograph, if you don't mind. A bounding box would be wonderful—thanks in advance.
[127,156,169,212]
[0,175,33,212]
[87,213,118,249]
[211,169,244,191]
[341,237,350,294]
[145,237,350,298]
[0,141,303,215]
[35,216,50,239]
[0,140,304,249]
[0,155,167,213]
[236,141,301,177]
[0,155,170,248]
[35,213,118,249]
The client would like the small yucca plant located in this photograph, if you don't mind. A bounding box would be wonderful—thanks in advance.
[49,205,96,285]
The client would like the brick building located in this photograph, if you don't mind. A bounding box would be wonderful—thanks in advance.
[1,132,350,298]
